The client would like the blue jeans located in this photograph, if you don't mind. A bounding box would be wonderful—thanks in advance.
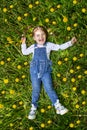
[31,72,58,107]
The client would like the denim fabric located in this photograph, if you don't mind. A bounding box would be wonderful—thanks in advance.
[30,44,58,107]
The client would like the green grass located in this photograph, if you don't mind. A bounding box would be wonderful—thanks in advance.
[0,0,87,129]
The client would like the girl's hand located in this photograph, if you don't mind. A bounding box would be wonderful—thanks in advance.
[21,34,26,44]
[71,37,77,44]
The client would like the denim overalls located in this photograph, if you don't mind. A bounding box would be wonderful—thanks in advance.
[30,43,58,107]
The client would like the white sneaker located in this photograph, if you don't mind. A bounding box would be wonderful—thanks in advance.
[28,104,37,120]
[54,100,68,115]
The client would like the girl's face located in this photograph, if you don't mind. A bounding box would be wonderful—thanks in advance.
[33,29,46,45]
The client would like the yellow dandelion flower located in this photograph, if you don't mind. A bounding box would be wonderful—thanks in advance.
[50,8,55,12]
[58,61,62,65]
[17,16,22,21]
[24,62,28,66]
[41,123,45,128]
[19,101,23,105]
[29,127,34,130]
[12,104,17,109]
[73,56,77,61]
[81,90,86,95]
[76,120,80,124]
[0,104,4,109]
[33,17,37,21]
[79,53,84,57]
[7,58,11,61]
[35,1,40,5]
[15,78,19,82]
[82,8,86,13]
[5,19,7,22]
[24,13,28,17]
[76,66,81,70]
[70,69,74,73]
[75,104,79,109]
[45,18,49,23]
[41,108,45,113]
[47,105,52,109]
[47,120,52,124]
[4,79,9,84]
[57,4,61,9]
[71,78,75,82]
[52,21,57,25]
[72,87,77,91]
[73,23,78,27]
[78,75,82,79]
[67,26,71,31]
[1,61,5,65]
[9,123,14,127]
[63,16,68,23]
[69,123,74,128]
[17,65,22,69]
[9,90,15,94]
[82,101,86,105]
[62,77,67,82]
[64,57,68,61]
[1,90,6,94]
[57,73,61,77]
[73,0,77,4]
[22,75,26,79]
[29,4,33,8]
[84,70,87,74]
[10,5,14,9]
[3,8,7,12]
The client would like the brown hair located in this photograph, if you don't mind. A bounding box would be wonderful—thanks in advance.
[32,26,48,39]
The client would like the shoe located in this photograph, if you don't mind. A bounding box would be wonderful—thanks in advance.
[54,100,68,115]
[28,104,37,120]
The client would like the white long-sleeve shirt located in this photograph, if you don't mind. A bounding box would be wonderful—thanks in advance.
[21,41,72,59]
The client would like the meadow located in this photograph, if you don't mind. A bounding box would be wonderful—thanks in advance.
[0,0,87,129]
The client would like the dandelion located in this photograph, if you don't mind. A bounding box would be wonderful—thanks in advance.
[79,53,84,57]
[29,127,34,130]
[41,108,45,113]
[7,57,11,62]
[29,4,33,8]
[17,16,22,21]
[73,23,78,27]
[78,75,82,79]
[12,104,17,109]
[67,26,71,31]
[76,66,81,70]
[63,16,68,23]
[9,123,14,127]
[22,75,26,79]
[47,120,52,124]
[73,0,77,4]
[76,120,80,124]
[3,8,7,12]
[50,8,55,12]
[0,104,4,109]
[81,90,86,95]
[17,65,22,69]
[75,104,79,109]
[15,78,19,82]
[69,123,74,128]
[35,1,39,5]
[84,70,87,74]
[64,57,68,61]
[73,56,77,61]
[82,8,86,13]
[10,5,14,9]
[52,21,57,25]
[70,69,74,73]
[1,61,5,65]
[58,61,62,65]
[9,90,15,94]
[24,13,28,17]
[45,18,49,23]
[62,77,67,82]
[82,101,86,105]
[72,87,77,91]
[71,78,75,82]
[5,19,7,22]
[24,62,28,66]
[4,79,9,84]
[1,90,6,94]
[33,17,37,21]
[57,73,61,77]
[41,123,45,128]
[19,101,23,105]
[47,105,52,109]
[57,4,61,9]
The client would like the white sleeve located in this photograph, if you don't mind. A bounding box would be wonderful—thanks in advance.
[21,43,34,55]
[48,41,73,51]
